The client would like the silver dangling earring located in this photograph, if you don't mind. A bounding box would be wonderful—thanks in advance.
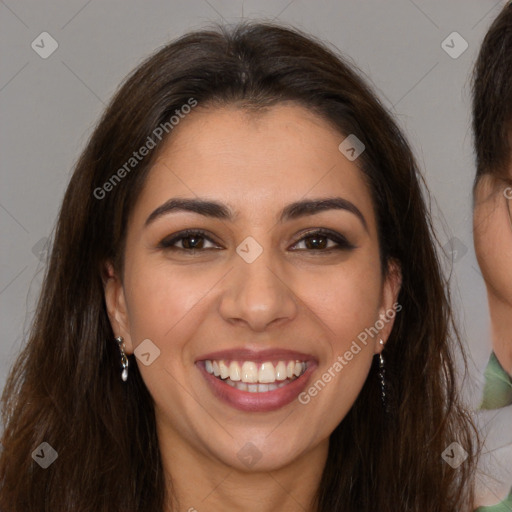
[378,339,389,413]
[115,336,129,382]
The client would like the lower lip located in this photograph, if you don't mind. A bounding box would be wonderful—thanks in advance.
[197,362,316,412]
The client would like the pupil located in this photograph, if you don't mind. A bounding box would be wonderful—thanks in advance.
[307,235,326,250]
[185,236,202,249]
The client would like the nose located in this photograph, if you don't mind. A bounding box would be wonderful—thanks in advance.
[218,246,298,332]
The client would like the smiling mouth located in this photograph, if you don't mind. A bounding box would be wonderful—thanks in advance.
[204,359,308,393]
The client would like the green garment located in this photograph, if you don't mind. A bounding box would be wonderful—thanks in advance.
[474,488,512,511]
[476,353,512,511]
[479,352,512,410]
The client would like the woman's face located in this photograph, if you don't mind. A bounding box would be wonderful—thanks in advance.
[105,103,401,472]
[473,167,512,370]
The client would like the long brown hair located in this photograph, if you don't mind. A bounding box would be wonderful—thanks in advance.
[0,21,478,511]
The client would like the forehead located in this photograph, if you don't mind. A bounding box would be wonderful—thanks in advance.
[133,103,376,228]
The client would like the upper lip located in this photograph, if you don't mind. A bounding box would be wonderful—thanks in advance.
[196,348,317,364]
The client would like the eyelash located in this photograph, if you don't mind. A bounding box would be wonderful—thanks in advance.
[157,228,356,253]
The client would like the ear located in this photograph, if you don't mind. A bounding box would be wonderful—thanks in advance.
[103,261,134,354]
[375,258,402,354]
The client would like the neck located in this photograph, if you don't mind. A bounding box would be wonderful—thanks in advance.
[487,290,512,377]
[158,421,328,512]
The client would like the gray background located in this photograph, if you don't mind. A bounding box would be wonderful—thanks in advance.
[0,0,508,501]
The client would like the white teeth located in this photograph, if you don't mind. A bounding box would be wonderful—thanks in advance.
[203,359,308,387]
[258,362,275,383]
[219,378,292,392]
[229,361,241,381]
[241,362,259,383]
[286,361,295,379]
[275,361,287,381]
[219,360,230,379]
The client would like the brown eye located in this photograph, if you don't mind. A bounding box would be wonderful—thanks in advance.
[291,229,355,251]
[158,229,220,251]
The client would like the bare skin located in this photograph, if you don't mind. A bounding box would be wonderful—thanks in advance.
[473,172,512,377]
[104,104,401,512]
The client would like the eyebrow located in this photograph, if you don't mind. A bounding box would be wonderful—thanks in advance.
[145,196,368,231]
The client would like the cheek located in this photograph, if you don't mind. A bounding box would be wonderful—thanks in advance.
[296,256,384,407]
[122,260,212,416]
[474,204,512,303]
[311,267,382,371]
[124,257,210,343]
[296,271,380,440]
[300,255,384,340]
